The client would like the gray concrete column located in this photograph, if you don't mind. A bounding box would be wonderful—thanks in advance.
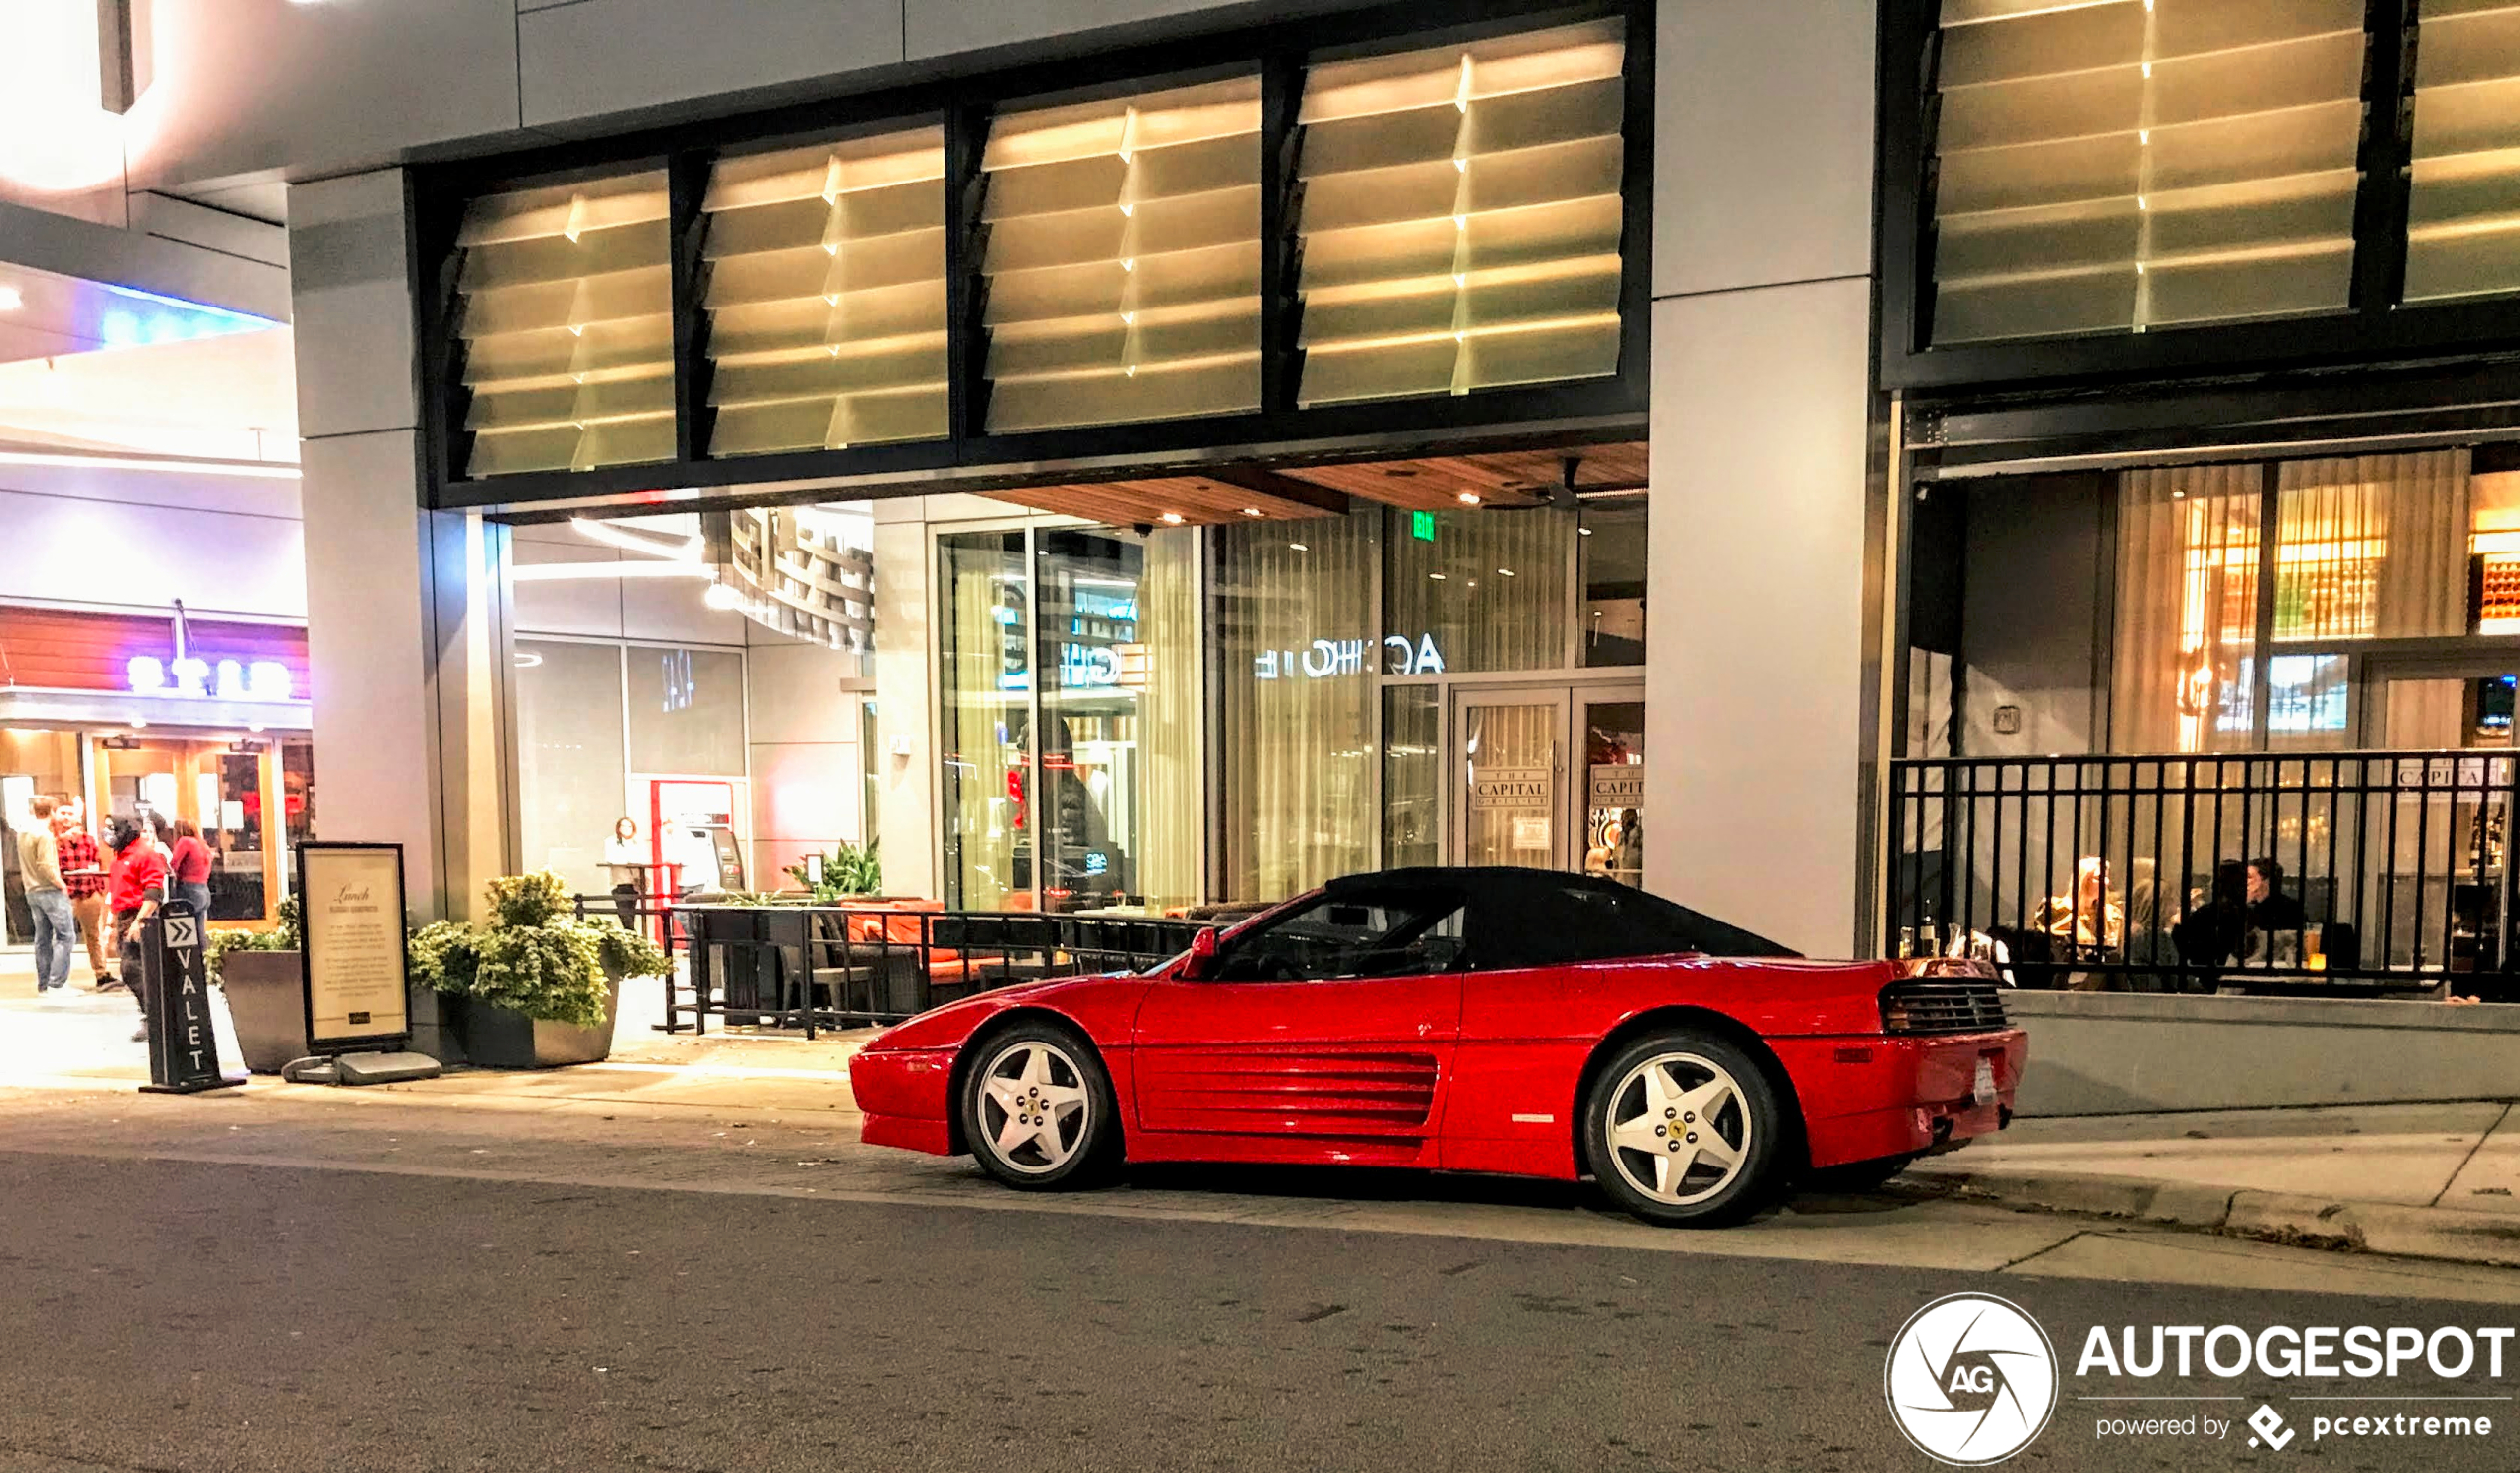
[291,169,517,1056]
[1644,0,1880,954]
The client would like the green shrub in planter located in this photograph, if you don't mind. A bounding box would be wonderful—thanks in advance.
[785,838,881,900]
[410,871,673,1028]
[205,896,303,985]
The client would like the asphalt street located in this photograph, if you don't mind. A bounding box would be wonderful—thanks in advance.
[6,1091,2520,1473]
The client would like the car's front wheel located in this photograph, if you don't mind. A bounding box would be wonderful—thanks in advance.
[1583,1031,1785,1227]
[959,1022,1119,1190]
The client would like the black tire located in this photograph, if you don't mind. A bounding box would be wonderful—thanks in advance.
[1582,1030,1787,1227]
[1802,1152,1920,1194]
[958,1020,1121,1190]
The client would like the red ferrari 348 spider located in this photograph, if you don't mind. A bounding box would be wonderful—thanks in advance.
[848,867,2025,1226]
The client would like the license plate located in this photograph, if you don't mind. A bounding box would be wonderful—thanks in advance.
[1971,1058,1998,1105]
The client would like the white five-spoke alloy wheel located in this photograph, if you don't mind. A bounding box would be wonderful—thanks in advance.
[959,1021,1119,1190]
[975,1039,1092,1175]
[1582,1029,1783,1227]
[1602,1051,1751,1207]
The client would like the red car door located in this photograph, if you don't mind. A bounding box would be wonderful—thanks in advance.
[1130,888,1468,1158]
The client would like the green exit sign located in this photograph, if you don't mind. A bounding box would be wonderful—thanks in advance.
[1410,510,1437,542]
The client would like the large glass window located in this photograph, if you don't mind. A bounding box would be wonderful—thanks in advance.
[1928,0,2367,344]
[625,646,749,777]
[940,531,1033,909]
[979,78,1262,432]
[701,127,949,454]
[1214,508,1379,901]
[514,639,631,894]
[941,525,1200,912]
[1295,19,1627,406]
[1579,492,1646,667]
[1381,685,1441,868]
[1383,504,1573,672]
[452,171,676,476]
[2406,1,2520,303]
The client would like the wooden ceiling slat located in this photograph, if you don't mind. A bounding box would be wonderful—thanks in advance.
[977,441,1646,526]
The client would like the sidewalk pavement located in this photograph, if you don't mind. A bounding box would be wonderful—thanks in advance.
[1909,1100,2520,1269]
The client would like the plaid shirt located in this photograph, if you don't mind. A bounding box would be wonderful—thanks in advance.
[56,831,105,900]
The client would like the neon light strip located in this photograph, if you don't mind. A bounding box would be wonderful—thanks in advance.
[100,283,280,326]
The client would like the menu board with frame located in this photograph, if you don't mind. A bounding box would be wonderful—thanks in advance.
[297,842,412,1054]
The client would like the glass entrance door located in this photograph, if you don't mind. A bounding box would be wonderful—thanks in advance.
[1444,682,1644,878]
[1452,689,1569,870]
[2364,657,2520,749]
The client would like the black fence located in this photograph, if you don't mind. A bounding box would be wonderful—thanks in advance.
[660,904,1214,1037]
[1887,751,2520,997]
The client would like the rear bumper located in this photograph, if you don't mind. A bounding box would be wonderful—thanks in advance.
[1773,1029,2027,1169]
[849,1046,958,1156]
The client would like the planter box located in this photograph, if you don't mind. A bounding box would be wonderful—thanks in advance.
[217,949,309,1074]
[446,972,623,1070]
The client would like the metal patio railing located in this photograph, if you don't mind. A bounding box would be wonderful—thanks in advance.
[658,903,1215,1037]
[1886,751,2520,996]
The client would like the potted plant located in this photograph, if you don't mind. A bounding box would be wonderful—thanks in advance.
[206,897,308,1074]
[409,871,672,1069]
[786,838,882,901]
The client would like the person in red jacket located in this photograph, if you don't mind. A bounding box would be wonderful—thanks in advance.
[107,815,170,1043]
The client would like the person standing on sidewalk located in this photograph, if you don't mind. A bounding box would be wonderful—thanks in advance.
[15,795,73,994]
[107,815,170,1043]
[55,801,112,987]
[167,818,214,921]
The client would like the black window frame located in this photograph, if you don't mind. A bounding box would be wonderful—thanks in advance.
[412,0,1654,514]
[1878,0,2520,397]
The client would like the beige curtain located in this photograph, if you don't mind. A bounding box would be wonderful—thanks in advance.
[1215,509,1377,901]
[1382,505,1573,673]
[939,533,1027,909]
[1136,528,1202,910]
[2278,452,2470,747]
[2112,463,2262,753]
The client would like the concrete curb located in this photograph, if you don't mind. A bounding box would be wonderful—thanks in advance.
[1908,1166,2520,1270]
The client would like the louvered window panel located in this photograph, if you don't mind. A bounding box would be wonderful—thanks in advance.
[453,172,675,477]
[1294,20,1626,409]
[2407,0,2520,303]
[701,127,949,456]
[1929,0,2367,344]
[979,77,1262,433]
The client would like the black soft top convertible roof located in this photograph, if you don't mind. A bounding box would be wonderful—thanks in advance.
[1319,866,1801,965]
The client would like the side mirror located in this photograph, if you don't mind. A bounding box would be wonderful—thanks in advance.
[1178,926,1219,981]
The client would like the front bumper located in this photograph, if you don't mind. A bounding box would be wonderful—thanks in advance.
[1773,1029,2027,1169]
[850,1046,958,1156]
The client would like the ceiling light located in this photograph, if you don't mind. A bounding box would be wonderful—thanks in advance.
[702,581,744,611]
[0,287,20,311]
[1430,572,1447,581]
[1240,507,1264,518]
[1579,527,1593,536]
[131,718,149,729]
[1160,511,1185,525]
[1456,492,1481,505]
[1497,567,1515,577]
[1288,543,1308,552]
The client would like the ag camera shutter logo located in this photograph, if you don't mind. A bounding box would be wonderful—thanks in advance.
[1885,1293,2060,1465]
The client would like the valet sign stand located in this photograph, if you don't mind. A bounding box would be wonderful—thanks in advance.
[280,843,441,1087]
[138,899,245,1095]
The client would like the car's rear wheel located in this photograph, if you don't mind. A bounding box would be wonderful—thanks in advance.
[1802,1152,1919,1194]
[959,1022,1119,1190]
[1583,1031,1785,1227]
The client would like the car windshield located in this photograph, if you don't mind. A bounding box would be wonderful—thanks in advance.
[1210,892,1469,981]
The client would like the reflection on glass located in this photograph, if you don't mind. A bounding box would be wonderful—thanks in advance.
[2262,655,2351,750]
[1583,699,1645,887]
[941,531,1032,910]
[859,696,880,857]
[1383,504,1571,673]
[1383,685,1440,868]
[1215,508,1378,900]
[1580,494,1646,667]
